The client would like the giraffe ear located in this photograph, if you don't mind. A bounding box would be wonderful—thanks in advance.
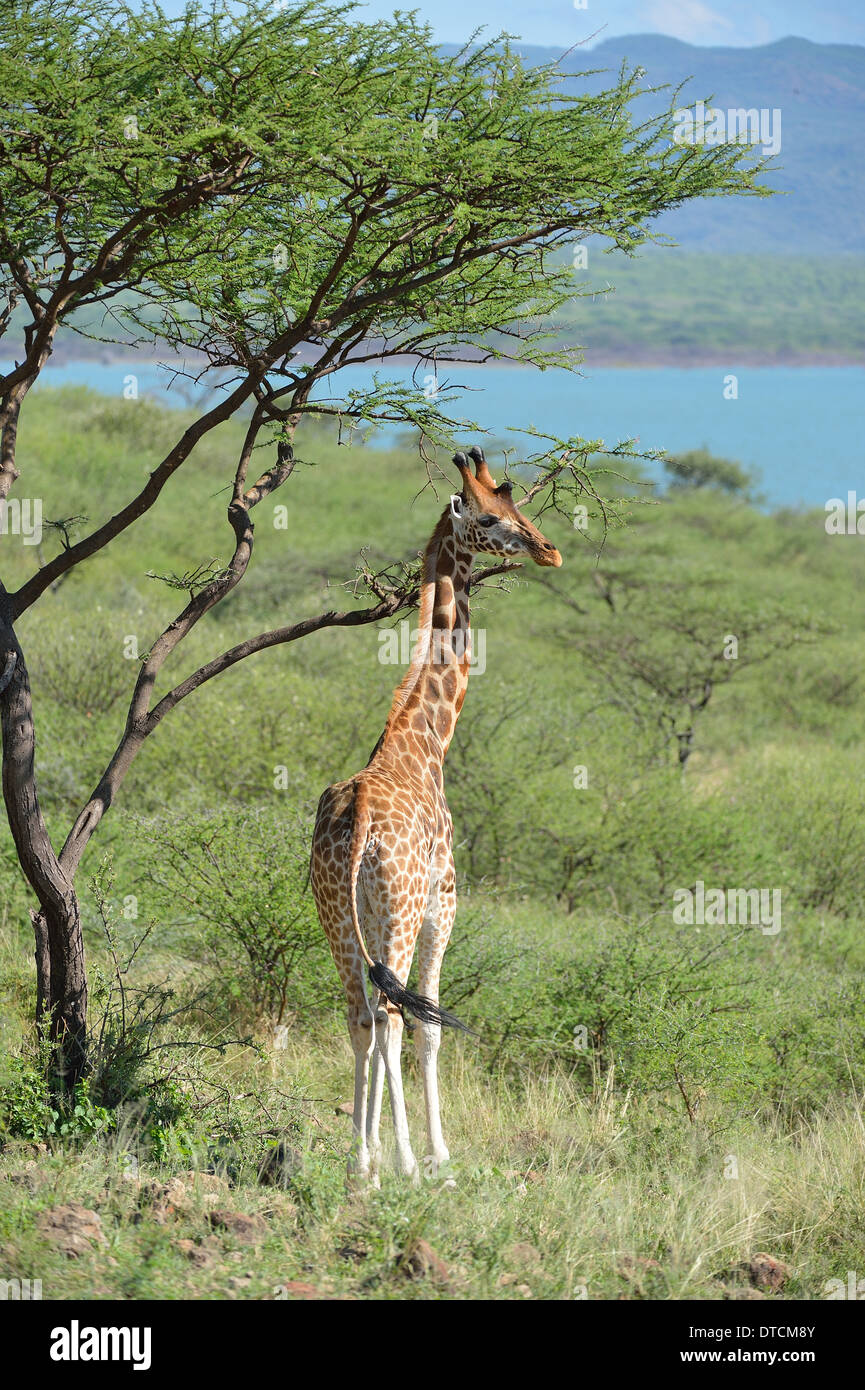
[495,480,513,497]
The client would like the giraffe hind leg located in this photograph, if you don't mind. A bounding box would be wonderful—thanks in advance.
[366,1040,385,1182]
[374,989,419,1182]
[344,978,376,1187]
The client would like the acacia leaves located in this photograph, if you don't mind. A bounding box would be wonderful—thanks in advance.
[1,0,770,437]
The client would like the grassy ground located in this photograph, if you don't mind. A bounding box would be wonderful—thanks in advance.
[3,1035,864,1301]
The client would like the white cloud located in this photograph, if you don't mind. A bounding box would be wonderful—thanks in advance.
[648,0,737,44]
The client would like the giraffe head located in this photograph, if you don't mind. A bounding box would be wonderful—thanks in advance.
[450,446,562,568]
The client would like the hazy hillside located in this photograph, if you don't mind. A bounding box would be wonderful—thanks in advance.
[471,36,865,254]
[552,250,865,362]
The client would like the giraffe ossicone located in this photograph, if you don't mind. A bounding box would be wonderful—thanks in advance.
[310,444,562,1185]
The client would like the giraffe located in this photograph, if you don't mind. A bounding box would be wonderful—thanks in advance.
[310,445,562,1184]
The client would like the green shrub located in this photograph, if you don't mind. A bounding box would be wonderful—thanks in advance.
[0,1051,114,1144]
[125,806,333,1036]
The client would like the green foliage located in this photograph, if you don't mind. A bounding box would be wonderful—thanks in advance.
[2,0,768,439]
[749,754,865,920]
[451,899,865,1120]
[545,914,768,1106]
[65,866,266,1163]
[125,806,331,1033]
[28,612,132,716]
[0,1051,113,1144]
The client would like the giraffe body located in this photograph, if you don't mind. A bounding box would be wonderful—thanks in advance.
[311,447,561,1183]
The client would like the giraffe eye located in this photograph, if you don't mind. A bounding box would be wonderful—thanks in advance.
[477,515,497,528]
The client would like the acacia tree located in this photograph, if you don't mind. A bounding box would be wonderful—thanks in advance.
[543,564,829,770]
[0,0,767,1089]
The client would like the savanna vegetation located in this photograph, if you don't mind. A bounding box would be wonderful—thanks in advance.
[0,0,768,1087]
[552,251,865,362]
[0,0,860,1306]
[1,388,863,1300]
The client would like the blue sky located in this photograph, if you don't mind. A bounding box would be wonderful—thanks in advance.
[350,1,865,49]
[159,1,865,48]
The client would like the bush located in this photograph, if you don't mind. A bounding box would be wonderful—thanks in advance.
[749,755,865,920]
[0,1049,114,1144]
[28,611,131,716]
[455,901,865,1122]
[125,806,333,1038]
[663,447,757,498]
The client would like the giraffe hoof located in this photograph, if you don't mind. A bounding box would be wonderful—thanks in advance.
[346,1163,375,1192]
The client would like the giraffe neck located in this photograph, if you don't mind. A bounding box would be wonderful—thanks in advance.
[379,508,473,763]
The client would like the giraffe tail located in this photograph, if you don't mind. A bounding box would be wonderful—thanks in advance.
[349,783,475,1035]
[368,961,476,1034]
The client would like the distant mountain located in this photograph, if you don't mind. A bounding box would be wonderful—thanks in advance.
[450,36,865,255]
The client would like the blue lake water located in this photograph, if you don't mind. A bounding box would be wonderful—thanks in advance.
[9,357,864,508]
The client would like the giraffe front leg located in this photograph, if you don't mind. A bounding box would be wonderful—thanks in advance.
[417,868,457,1186]
[417,1018,452,1181]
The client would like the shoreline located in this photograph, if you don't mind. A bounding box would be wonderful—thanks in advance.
[20,347,865,373]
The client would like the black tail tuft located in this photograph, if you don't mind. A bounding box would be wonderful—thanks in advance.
[369,961,477,1035]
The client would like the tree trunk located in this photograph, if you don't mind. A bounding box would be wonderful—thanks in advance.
[0,604,87,1091]
[32,906,50,1023]
[31,900,88,1090]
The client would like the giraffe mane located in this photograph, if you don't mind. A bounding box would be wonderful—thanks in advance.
[383,507,451,728]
